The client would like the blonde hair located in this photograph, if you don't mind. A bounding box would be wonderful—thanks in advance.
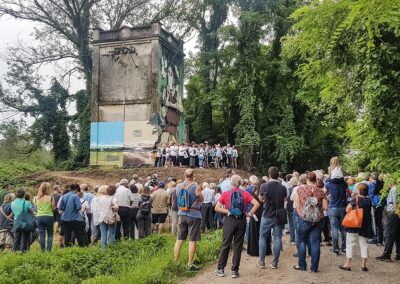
[98,185,108,195]
[4,193,16,203]
[38,182,52,198]
[329,157,340,175]
[169,181,177,188]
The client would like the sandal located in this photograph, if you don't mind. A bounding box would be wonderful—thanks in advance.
[339,265,351,271]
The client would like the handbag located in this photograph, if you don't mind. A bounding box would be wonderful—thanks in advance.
[342,194,363,228]
[103,198,120,225]
[13,201,37,233]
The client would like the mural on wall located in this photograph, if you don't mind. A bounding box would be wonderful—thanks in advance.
[90,25,185,167]
[156,47,185,146]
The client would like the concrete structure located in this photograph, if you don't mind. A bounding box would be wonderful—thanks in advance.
[90,23,185,167]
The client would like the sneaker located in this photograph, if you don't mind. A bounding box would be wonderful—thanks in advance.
[293,253,298,257]
[375,255,392,262]
[270,263,277,269]
[340,249,346,255]
[330,249,340,256]
[291,242,296,245]
[231,271,239,279]
[257,262,266,269]
[214,269,225,277]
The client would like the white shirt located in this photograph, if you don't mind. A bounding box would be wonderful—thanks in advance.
[115,185,133,207]
[189,147,197,157]
[387,186,397,213]
[232,149,238,158]
[226,147,233,155]
[91,195,102,226]
[170,146,178,157]
[179,146,186,156]
[131,193,141,208]
[98,196,118,223]
[202,188,215,204]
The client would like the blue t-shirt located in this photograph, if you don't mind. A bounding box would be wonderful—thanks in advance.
[177,182,202,219]
[11,198,33,219]
[59,192,83,222]
[325,178,347,208]
[83,192,94,213]
[221,178,232,193]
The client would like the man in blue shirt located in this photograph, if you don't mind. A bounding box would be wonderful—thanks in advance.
[221,169,236,193]
[174,169,203,271]
[59,184,85,247]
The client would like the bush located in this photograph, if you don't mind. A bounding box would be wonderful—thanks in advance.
[0,161,45,186]
[0,231,222,284]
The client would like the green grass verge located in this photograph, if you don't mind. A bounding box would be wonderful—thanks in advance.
[0,230,222,284]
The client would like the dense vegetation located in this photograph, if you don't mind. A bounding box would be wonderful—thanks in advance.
[0,231,222,284]
[0,0,399,175]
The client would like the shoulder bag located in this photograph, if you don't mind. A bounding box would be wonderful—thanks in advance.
[342,194,363,228]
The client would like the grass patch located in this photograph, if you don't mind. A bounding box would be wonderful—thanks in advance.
[0,161,45,187]
[0,231,222,284]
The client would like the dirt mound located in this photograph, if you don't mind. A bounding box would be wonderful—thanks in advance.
[29,168,251,188]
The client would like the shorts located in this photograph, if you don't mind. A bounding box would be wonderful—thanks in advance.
[152,213,168,224]
[0,229,13,248]
[177,215,201,242]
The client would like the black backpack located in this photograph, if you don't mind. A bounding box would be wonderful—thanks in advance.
[140,197,152,215]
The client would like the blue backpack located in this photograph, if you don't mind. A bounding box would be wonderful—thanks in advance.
[177,182,195,211]
[229,190,244,217]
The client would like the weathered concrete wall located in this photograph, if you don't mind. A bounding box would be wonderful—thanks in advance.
[90,23,185,167]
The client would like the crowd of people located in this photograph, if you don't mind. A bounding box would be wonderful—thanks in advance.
[0,156,399,280]
[152,142,239,169]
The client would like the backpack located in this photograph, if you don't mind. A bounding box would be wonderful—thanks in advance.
[139,197,152,215]
[302,187,323,223]
[229,190,244,217]
[177,182,196,211]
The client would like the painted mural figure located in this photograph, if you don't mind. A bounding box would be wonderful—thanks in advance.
[160,56,183,145]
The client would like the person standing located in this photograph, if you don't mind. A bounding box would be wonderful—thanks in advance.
[200,182,215,233]
[226,144,233,168]
[232,146,238,169]
[220,169,236,193]
[115,179,133,240]
[129,184,141,240]
[137,186,152,238]
[58,184,85,247]
[169,181,179,236]
[151,181,170,233]
[91,185,107,244]
[258,166,287,269]
[33,182,55,252]
[376,182,400,262]
[174,169,203,271]
[0,193,15,250]
[11,189,34,252]
[325,167,348,255]
[81,184,94,246]
[339,183,373,271]
[214,175,260,278]
[98,185,119,249]
[293,172,327,272]
[0,183,10,206]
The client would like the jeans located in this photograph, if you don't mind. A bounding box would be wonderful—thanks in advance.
[116,206,132,240]
[100,222,117,249]
[328,207,346,252]
[296,217,323,272]
[37,216,54,252]
[217,216,246,272]
[259,217,283,265]
[137,213,152,238]
[287,209,295,243]
[199,158,204,167]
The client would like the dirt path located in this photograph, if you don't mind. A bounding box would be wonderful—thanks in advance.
[184,234,400,284]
